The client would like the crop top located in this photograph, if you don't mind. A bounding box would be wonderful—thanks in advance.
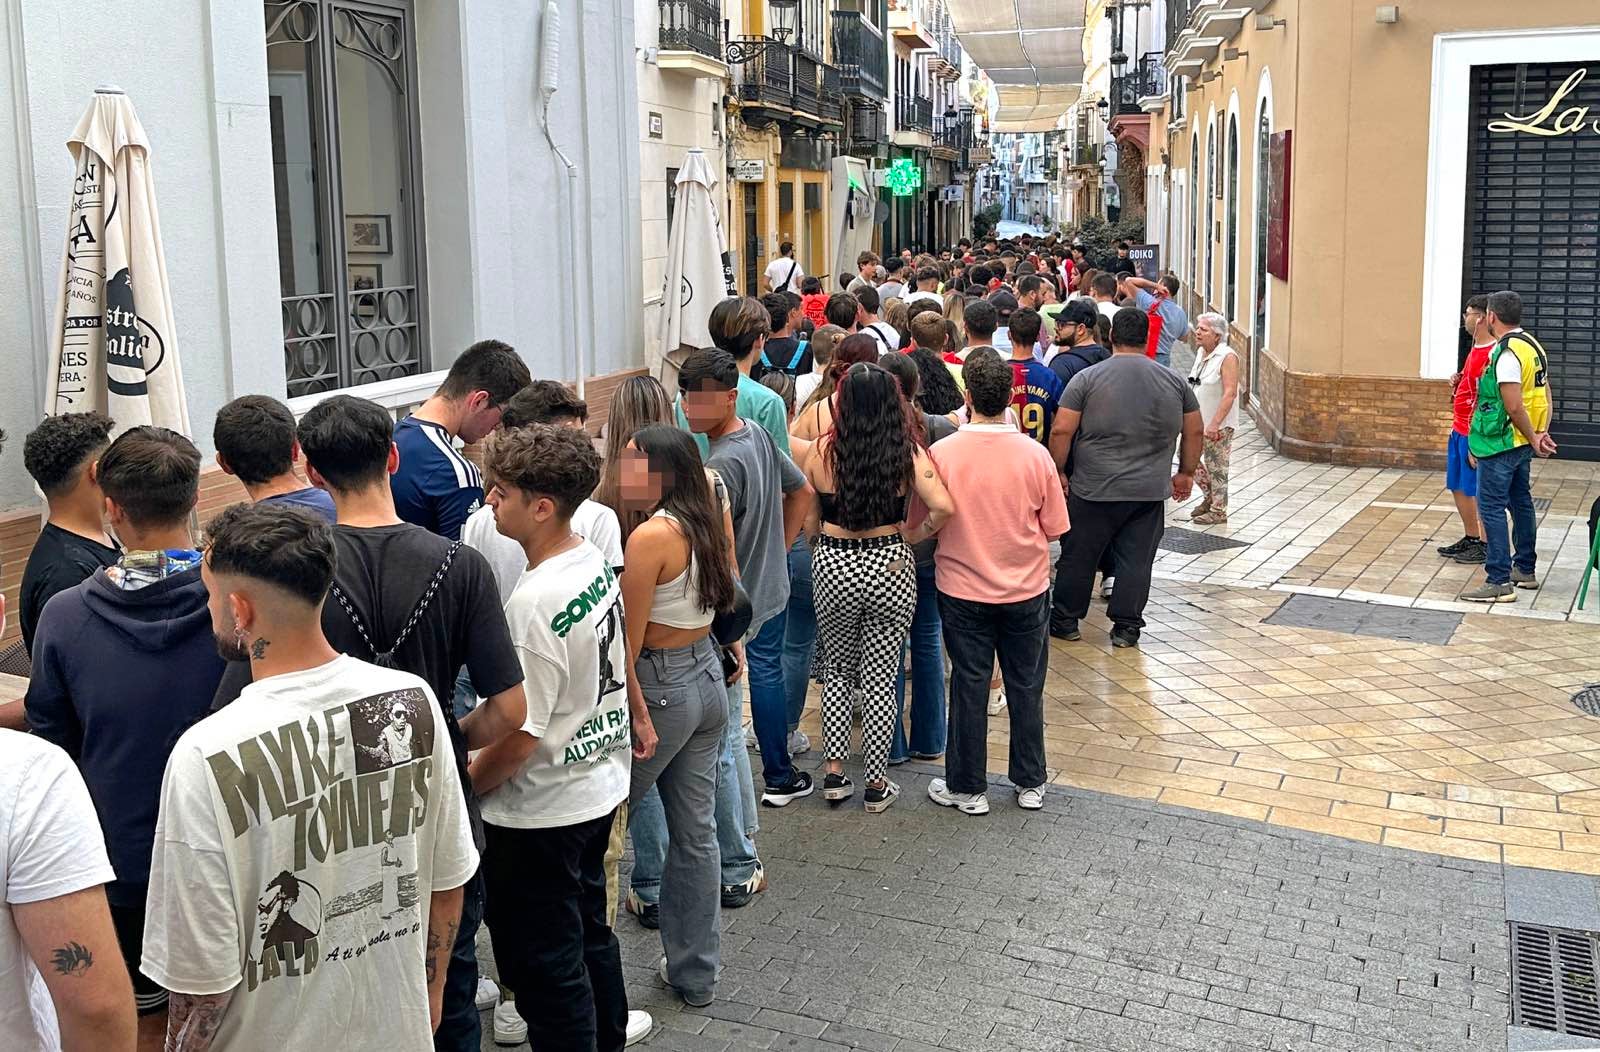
[649,509,714,629]
[817,491,909,529]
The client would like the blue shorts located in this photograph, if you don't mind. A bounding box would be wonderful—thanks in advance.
[1446,431,1478,497]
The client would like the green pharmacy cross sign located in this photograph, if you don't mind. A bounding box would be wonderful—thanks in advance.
[886,159,923,197]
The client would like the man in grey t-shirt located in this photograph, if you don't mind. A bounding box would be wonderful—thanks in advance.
[1047,307,1202,647]
[680,349,816,804]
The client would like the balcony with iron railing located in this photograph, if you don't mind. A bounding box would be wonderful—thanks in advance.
[895,94,933,134]
[934,113,972,152]
[1111,52,1166,116]
[831,9,887,100]
[734,41,843,126]
[1165,0,1192,51]
[657,0,722,59]
[845,100,887,150]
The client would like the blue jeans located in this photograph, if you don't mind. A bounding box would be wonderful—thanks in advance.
[630,670,759,903]
[746,611,795,788]
[891,558,947,762]
[781,539,816,732]
[1476,443,1537,586]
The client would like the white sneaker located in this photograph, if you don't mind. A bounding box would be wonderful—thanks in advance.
[1016,785,1046,810]
[1100,575,1116,599]
[987,688,1007,716]
[928,777,990,815]
[492,1000,527,1045]
[626,1009,654,1046]
[787,729,811,756]
[475,975,500,1010]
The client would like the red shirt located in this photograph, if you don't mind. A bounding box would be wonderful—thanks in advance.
[1454,343,1493,435]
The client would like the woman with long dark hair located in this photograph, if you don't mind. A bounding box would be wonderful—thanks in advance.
[803,365,953,812]
[596,375,673,542]
[792,333,880,441]
[617,424,740,1006]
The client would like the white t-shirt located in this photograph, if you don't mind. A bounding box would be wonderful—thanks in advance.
[1190,345,1240,430]
[1097,300,1120,323]
[142,657,477,1052]
[764,256,803,293]
[903,290,943,308]
[795,372,823,407]
[862,321,901,356]
[1495,332,1528,384]
[461,500,624,607]
[478,540,630,830]
[0,732,115,1052]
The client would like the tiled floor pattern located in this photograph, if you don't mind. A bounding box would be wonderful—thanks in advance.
[1156,421,1600,623]
[1005,580,1600,876]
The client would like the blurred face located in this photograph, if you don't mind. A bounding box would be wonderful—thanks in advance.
[1195,319,1223,351]
[679,384,736,434]
[617,443,669,509]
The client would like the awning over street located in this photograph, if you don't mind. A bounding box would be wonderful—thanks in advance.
[947,0,1086,130]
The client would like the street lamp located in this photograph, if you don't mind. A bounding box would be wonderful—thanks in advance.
[726,0,799,64]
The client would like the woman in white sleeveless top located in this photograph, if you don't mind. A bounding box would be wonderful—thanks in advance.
[1187,312,1241,525]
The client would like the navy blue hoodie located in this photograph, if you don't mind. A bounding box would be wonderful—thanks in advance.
[24,565,224,907]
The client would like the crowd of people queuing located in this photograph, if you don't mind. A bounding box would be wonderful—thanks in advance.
[0,220,1554,1052]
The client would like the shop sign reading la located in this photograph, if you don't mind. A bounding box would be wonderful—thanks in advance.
[1488,68,1600,137]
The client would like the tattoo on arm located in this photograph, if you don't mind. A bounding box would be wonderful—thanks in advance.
[50,941,93,977]
[167,991,232,1051]
[249,638,270,661]
[425,930,441,985]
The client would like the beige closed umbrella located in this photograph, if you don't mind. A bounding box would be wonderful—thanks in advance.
[657,149,735,397]
[46,86,189,435]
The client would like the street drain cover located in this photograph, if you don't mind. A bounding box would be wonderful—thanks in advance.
[1511,921,1600,1038]
[1534,497,1552,512]
[1574,685,1600,717]
[1159,527,1251,555]
[1262,594,1463,645]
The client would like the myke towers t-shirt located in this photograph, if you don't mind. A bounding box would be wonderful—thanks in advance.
[478,540,631,830]
[142,657,477,1051]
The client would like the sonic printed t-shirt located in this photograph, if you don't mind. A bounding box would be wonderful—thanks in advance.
[478,539,631,830]
[142,656,477,1051]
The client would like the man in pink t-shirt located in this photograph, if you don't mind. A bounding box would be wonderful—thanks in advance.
[926,354,1069,816]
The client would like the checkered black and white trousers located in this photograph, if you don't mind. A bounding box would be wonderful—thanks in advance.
[811,534,917,786]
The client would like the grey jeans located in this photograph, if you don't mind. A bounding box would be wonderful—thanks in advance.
[628,635,728,1002]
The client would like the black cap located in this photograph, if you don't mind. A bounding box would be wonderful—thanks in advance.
[988,290,1019,321]
[1059,299,1099,330]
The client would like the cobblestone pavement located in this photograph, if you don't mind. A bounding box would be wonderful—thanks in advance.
[1156,419,1600,624]
[481,765,1513,1051]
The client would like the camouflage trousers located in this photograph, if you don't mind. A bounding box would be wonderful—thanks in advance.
[1197,427,1234,513]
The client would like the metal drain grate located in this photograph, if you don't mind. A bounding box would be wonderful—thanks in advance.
[1262,594,1463,645]
[1574,685,1600,717]
[1511,922,1600,1038]
[1534,497,1553,512]
[1159,527,1252,555]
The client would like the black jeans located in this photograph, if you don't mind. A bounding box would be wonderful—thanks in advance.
[433,865,483,1051]
[484,811,629,1052]
[1052,496,1165,631]
[938,590,1049,796]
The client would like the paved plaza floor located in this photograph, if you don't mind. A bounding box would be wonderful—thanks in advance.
[478,417,1600,1050]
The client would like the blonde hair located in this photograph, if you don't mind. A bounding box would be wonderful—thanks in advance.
[943,290,966,343]
[884,298,909,339]
[809,324,846,367]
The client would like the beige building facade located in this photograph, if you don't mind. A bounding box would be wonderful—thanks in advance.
[1152,0,1600,466]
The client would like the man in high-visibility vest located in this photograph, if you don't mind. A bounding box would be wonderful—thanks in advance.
[1461,290,1557,604]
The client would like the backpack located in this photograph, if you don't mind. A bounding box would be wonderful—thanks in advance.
[760,338,809,374]
[329,543,460,669]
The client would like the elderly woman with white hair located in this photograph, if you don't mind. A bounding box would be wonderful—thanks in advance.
[1186,312,1241,525]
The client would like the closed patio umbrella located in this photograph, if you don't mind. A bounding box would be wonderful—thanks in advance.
[46,86,189,435]
[656,149,735,396]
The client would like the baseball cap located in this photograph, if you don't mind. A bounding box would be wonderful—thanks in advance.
[988,290,1019,322]
[1058,299,1099,332]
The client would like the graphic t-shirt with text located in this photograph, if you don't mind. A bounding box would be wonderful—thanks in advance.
[1007,357,1066,444]
[142,657,478,1051]
[478,540,631,830]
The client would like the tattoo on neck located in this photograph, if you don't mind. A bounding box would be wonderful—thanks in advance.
[50,942,93,977]
[250,638,271,661]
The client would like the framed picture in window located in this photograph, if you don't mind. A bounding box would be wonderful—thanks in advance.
[345,214,392,254]
[349,263,383,320]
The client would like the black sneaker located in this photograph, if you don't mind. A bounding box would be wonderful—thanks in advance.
[721,862,767,908]
[1451,539,1487,565]
[624,890,659,930]
[1110,625,1141,648]
[1050,618,1081,641]
[821,772,854,803]
[760,770,815,807]
[864,780,901,813]
[1437,535,1476,556]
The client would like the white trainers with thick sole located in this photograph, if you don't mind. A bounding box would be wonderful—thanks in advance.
[475,976,500,1011]
[626,1009,654,1046]
[986,689,1007,716]
[492,1000,527,1046]
[1016,785,1046,810]
[928,777,990,815]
